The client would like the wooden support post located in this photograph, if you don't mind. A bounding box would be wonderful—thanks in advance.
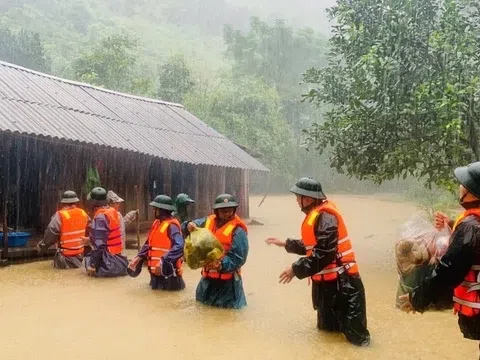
[238,169,249,218]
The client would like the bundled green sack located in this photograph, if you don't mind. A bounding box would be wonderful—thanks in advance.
[184,228,224,270]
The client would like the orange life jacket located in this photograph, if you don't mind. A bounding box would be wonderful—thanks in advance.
[58,207,88,257]
[301,201,358,282]
[201,214,248,280]
[452,208,480,317]
[94,207,123,255]
[147,218,183,276]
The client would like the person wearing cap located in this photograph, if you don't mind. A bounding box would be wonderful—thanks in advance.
[265,177,370,346]
[183,194,249,309]
[83,187,128,277]
[37,191,89,269]
[173,193,195,223]
[400,161,480,356]
[128,195,185,290]
[107,190,139,256]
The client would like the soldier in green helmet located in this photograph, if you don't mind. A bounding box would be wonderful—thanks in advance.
[400,161,480,357]
[173,193,195,223]
[128,194,185,291]
[183,193,249,309]
[83,187,128,278]
[37,190,89,269]
[266,177,370,346]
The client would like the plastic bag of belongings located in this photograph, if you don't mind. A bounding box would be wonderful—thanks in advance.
[184,228,224,270]
[395,215,452,309]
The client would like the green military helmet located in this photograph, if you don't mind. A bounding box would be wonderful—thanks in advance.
[60,190,80,204]
[455,161,480,198]
[213,193,238,210]
[289,177,326,200]
[150,194,176,211]
[87,187,108,206]
[175,193,195,206]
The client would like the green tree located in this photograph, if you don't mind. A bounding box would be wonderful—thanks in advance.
[0,27,51,73]
[223,17,327,133]
[303,0,480,188]
[184,74,295,182]
[72,33,154,96]
[157,54,195,103]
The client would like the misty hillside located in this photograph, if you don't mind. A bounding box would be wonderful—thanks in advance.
[0,0,335,191]
[227,0,335,33]
[0,0,333,76]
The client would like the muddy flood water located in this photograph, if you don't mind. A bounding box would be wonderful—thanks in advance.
[0,194,476,359]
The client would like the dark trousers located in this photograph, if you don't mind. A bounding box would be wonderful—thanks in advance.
[313,273,370,346]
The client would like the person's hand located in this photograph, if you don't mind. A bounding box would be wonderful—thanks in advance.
[434,211,451,229]
[36,243,43,254]
[154,265,163,276]
[128,256,141,271]
[279,265,295,284]
[187,222,197,232]
[86,266,96,277]
[81,237,91,246]
[265,237,286,247]
[205,260,221,271]
[398,294,416,314]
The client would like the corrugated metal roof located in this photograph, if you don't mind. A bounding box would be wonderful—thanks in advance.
[0,61,269,172]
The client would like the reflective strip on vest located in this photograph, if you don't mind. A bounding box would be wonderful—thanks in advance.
[223,224,235,236]
[150,247,170,252]
[316,262,356,275]
[307,211,319,226]
[205,218,213,230]
[61,229,85,237]
[59,245,84,251]
[338,248,354,258]
[338,236,350,245]
[453,296,480,309]
[460,281,480,293]
[60,239,83,244]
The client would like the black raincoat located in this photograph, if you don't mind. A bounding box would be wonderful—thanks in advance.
[411,214,480,340]
[286,205,370,346]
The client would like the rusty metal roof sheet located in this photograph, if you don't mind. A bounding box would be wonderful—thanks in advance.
[0,61,269,172]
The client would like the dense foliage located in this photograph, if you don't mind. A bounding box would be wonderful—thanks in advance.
[303,0,480,188]
[184,75,295,179]
[0,28,51,72]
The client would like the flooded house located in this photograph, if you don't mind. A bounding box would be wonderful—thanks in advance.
[0,61,268,254]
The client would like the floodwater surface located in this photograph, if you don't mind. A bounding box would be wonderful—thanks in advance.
[0,195,476,359]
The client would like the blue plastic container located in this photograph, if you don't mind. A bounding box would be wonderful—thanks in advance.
[0,232,31,247]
